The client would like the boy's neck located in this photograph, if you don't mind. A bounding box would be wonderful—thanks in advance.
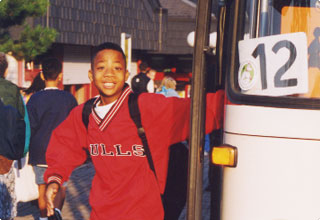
[45,80,59,88]
[100,96,117,106]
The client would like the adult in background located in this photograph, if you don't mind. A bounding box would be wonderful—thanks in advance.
[0,52,26,220]
[156,76,180,98]
[156,76,188,219]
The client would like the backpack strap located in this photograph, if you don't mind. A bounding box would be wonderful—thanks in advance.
[82,97,97,129]
[128,93,158,179]
[81,97,98,162]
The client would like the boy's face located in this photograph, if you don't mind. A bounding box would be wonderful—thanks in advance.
[89,49,129,105]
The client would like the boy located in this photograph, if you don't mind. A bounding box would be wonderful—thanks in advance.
[45,43,224,220]
[27,57,77,220]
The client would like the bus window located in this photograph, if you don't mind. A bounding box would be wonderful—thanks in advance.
[233,0,320,100]
[281,6,320,97]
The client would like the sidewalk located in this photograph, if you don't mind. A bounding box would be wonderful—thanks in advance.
[178,154,211,220]
[15,162,94,220]
[15,156,211,220]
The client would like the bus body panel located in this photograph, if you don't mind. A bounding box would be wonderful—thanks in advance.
[221,104,320,220]
[225,104,320,140]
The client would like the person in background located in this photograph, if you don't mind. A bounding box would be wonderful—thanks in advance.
[22,72,45,103]
[156,75,188,219]
[131,61,155,93]
[146,68,157,92]
[204,134,211,156]
[27,57,77,220]
[0,52,28,220]
[156,76,180,98]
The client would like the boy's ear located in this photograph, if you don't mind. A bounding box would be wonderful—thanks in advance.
[88,69,93,82]
[40,72,45,81]
[57,72,63,81]
[3,68,8,78]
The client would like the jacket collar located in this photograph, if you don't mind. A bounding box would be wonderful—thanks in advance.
[91,84,132,131]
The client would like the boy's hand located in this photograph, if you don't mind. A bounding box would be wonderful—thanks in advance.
[46,182,59,216]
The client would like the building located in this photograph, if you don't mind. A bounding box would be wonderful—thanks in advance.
[21,0,217,102]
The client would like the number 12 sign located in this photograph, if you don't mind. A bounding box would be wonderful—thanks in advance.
[238,32,308,96]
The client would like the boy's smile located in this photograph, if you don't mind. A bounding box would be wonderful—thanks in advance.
[89,49,129,105]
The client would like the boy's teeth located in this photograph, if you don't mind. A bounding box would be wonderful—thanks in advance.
[105,83,113,86]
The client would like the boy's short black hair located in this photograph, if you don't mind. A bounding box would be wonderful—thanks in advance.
[91,42,126,69]
[41,57,62,80]
[0,52,8,78]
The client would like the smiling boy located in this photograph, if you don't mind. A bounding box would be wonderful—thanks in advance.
[44,42,224,220]
[88,44,129,104]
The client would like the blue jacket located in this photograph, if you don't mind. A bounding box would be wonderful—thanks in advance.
[27,89,77,165]
[0,78,30,156]
[156,86,180,98]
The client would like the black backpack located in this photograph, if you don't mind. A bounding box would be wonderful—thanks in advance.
[82,94,188,220]
[131,73,151,94]
[0,99,26,160]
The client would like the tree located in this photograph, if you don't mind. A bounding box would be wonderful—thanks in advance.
[0,0,58,61]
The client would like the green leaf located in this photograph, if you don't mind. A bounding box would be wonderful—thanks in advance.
[0,0,57,61]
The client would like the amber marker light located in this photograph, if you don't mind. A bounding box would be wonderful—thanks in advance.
[212,145,238,167]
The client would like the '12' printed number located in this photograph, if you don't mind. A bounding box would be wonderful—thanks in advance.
[251,40,297,90]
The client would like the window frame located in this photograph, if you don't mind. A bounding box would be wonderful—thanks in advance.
[223,0,320,109]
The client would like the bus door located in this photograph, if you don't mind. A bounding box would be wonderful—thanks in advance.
[211,0,320,219]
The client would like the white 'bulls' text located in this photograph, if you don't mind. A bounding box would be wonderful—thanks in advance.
[89,144,145,157]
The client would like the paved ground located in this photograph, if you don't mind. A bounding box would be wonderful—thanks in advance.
[14,163,94,220]
[14,156,211,220]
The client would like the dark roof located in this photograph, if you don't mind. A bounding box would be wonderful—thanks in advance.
[157,0,218,54]
[159,17,195,54]
[159,0,196,18]
[157,0,197,54]
[34,0,167,51]
[183,0,219,15]
[32,0,217,55]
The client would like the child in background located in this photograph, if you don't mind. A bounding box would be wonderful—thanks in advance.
[45,42,224,220]
[27,58,77,220]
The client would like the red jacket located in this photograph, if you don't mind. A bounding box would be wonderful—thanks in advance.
[45,87,224,220]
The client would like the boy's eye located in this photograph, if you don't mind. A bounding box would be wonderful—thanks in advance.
[115,67,122,71]
[97,66,104,70]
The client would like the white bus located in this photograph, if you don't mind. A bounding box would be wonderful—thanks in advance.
[205,0,320,219]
